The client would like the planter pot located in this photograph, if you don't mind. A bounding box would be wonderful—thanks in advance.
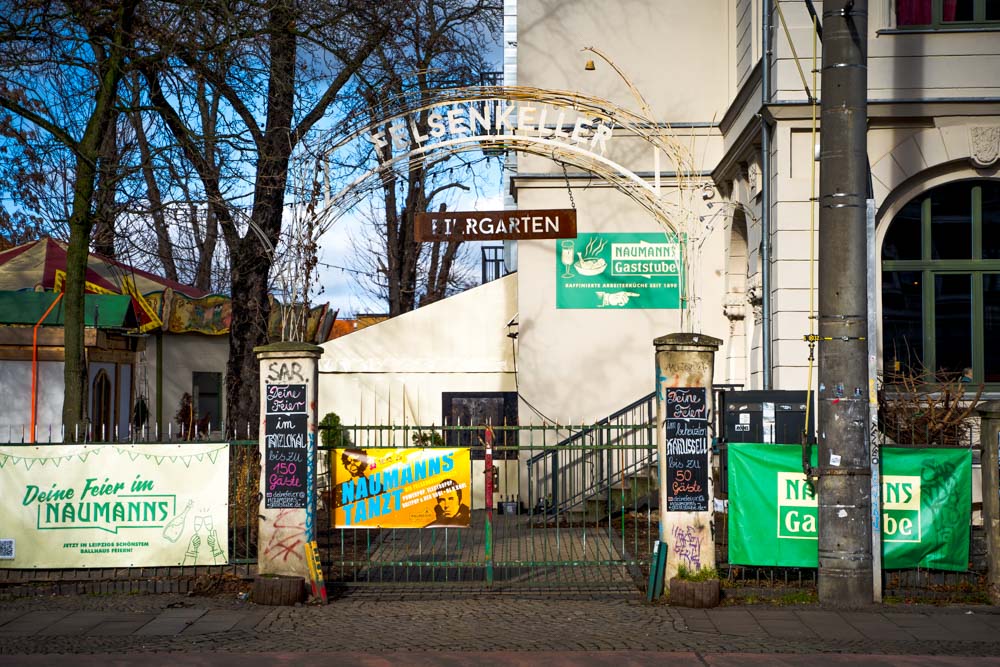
[252,575,306,606]
[669,577,720,608]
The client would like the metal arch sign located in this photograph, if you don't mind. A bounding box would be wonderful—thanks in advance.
[365,100,615,158]
[305,86,699,239]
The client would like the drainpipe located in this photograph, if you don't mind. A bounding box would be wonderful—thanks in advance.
[761,0,774,390]
[31,292,64,443]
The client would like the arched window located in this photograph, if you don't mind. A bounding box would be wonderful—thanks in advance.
[92,369,113,441]
[882,179,1000,384]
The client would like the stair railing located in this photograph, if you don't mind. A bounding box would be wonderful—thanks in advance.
[527,392,656,515]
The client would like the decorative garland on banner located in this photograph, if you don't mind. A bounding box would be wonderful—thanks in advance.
[0,443,229,568]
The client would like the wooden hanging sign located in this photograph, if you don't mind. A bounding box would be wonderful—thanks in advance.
[415,208,577,242]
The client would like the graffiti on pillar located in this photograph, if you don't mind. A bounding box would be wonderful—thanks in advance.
[263,508,306,563]
[671,524,703,570]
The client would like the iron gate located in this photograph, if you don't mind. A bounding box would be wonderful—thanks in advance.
[316,401,658,593]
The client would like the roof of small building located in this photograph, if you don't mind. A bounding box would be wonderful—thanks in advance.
[0,237,210,298]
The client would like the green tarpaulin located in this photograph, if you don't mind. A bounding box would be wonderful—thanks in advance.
[0,291,138,329]
[728,443,971,571]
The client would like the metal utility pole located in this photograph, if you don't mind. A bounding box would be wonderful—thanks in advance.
[817,0,873,606]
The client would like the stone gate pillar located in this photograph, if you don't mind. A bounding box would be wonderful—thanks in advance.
[654,333,722,582]
[255,342,323,577]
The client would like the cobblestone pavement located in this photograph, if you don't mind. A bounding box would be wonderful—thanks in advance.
[2,588,1000,658]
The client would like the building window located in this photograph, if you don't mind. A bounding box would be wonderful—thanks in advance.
[896,0,1000,28]
[442,392,518,459]
[192,371,222,430]
[882,179,1000,384]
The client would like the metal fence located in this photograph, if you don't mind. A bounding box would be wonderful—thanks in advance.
[228,440,261,569]
[315,422,659,593]
[0,438,260,583]
[4,401,983,599]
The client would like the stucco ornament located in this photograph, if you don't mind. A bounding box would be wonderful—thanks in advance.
[970,126,1000,168]
[746,276,764,326]
[723,291,746,322]
[747,162,761,195]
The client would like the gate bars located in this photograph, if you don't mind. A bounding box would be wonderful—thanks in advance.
[315,421,659,592]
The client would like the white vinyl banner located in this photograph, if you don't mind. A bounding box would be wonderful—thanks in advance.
[0,443,229,568]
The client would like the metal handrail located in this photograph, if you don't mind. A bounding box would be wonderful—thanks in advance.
[527,392,656,514]
[525,392,656,466]
[527,385,743,514]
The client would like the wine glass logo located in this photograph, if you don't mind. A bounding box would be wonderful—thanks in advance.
[560,240,575,278]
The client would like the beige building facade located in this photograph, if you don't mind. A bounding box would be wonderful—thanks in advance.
[512,0,1000,423]
[319,0,1000,439]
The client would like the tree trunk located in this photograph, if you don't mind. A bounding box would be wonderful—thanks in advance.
[91,119,119,258]
[224,0,295,437]
[193,207,218,292]
[62,213,92,439]
[130,97,179,283]
[60,0,138,438]
[225,239,271,438]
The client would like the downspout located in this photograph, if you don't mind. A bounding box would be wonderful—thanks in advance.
[762,0,774,390]
[31,292,65,443]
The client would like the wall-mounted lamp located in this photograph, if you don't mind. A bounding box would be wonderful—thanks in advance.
[584,60,596,71]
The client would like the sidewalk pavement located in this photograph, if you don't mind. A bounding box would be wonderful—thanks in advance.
[2,589,1000,661]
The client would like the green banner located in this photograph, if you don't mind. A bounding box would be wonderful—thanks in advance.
[0,443,229,568]
[555,232,683,309]
[728,443,970,571]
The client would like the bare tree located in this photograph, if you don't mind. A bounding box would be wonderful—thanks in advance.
[137,0,394,435]
[114,71,228,293]
[0,0,138,435]
[349,0,503,316]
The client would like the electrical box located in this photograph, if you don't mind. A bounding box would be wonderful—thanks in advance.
[722,390,812,445]
[718,390,813,496]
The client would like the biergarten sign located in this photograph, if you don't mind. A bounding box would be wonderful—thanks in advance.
[0,443,229,568]
[415,208,576,242]
[728,443,971,571]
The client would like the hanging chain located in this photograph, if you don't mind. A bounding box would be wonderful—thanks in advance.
[561,162,576,209]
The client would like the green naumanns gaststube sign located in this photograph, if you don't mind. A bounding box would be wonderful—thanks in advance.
[555,233,683,309]
[728,443,971,571]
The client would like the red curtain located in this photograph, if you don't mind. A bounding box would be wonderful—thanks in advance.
[896,0,932,25]
[896,0,959,25]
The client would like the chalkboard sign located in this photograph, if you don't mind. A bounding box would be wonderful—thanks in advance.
[665,387,709,512]
[265,383,307,414]
[264,384,308,509]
